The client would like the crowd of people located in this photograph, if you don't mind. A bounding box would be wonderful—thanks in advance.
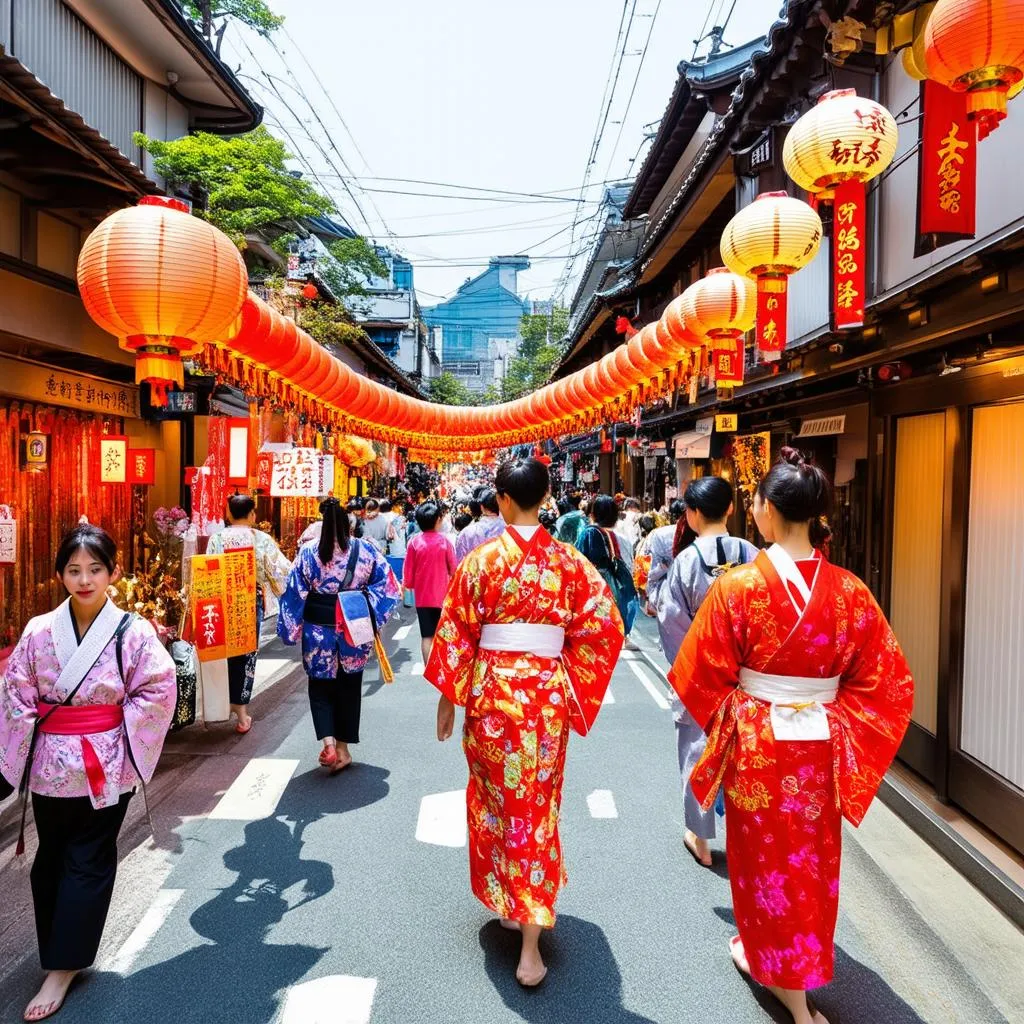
[0,452,914,1024]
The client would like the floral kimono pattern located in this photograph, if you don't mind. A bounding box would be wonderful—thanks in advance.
[669,551,913,990]
[426,528,624,926]
[277,541,400,676]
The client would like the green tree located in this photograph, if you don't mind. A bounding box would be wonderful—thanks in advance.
[494,307,569,402]
[428,372,475,407]
[318,238,388,315]
[134,127,332,246]
[181,1,283,54]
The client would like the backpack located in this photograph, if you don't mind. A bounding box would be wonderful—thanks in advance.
[590,527,639,633]
[692,536,747,580]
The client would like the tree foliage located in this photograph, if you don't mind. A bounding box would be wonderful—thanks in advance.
[486,307,569,402]
[298,304,370,353]
[134,127,332,246]
[428,372,476,407]
[318,238,388,314]
[181,1,283,54]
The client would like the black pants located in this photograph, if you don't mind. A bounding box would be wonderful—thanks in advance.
[308,669,364,743]
[31,791,132,970]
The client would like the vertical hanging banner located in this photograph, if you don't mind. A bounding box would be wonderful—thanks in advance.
[270,447,319,497]
[756,285,787,361]
[831,181,866,330]
[255,452,274,492]
[127,449,156,485]
[712,336,745,387]
[190,555,228,662]
[99,435,129,483]
[916,80,977,256]
[0,505,16,564]
[222,548,257,657]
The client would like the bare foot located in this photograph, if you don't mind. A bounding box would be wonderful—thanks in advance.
[515,950,547,987]
[24,970,77,1021]
[499,918,521,932]
[730,939,828,1024]
[729,935,751,975]
[333,743,353,772]
[684,830,713,867]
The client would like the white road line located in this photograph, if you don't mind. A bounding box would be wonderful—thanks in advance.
[602,686,616,705]
[416,790,467,847]
[587,790,618,819]
[625,659,671,709]
[103,888,184,974]
[280,975,377,1024]
[410,660,425,675]
[393,623,413,642]
[208,757,299,821]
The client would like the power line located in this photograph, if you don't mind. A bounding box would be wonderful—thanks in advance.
[300,174,626,202]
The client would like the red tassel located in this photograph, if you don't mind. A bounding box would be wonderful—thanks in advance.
[81,737,107,798]
[15,834,24,856]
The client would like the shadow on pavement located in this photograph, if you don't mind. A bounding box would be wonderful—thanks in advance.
[712,906,927,1024]
[479,916,658,1024]
[54,764,391,1023]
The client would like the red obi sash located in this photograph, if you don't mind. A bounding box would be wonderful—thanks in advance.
[37,703,124,798]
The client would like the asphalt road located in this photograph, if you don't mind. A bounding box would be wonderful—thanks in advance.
[0,609,1019,1024]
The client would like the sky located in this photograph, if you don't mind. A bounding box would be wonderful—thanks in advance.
[221,0,784,308]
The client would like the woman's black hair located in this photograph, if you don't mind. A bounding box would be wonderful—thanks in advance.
[592,494,619,528]
[227,494,256,521]
[415,501,441,532]
[757,446,833,548]
[477,487,499,515]
[638,513,656,538]
[668,498,686,523]
[55,524,117,575]
[318,497,351,563]
[683,476,734,522]
[453,511,473,531]
[538,507,558,531]
[495,458,549,511]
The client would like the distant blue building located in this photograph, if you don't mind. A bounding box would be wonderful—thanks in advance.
[422,256,530,395]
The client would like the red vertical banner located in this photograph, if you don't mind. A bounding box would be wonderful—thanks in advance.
[756,280,787,361]
[712,335,745,387]
[831,181,866,330]
[916,80,977,256]
[126,448,156,485]
[255,452,273,491]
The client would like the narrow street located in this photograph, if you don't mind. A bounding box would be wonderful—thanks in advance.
[1,611,1020,1024]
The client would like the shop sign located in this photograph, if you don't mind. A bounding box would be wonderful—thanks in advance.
[715,414,738,432]
[270,447,319,497]
[20,431,48,470]
[695,417,715,436]
[675,432,712,459]
[164,390,198,414]
[0,506,15,564]
[256,452,274,491]
[222,548,258,657]
[796,415,847,437]
[0,354,139,418]
[226,418,251,486]
[99,435,129,484]
[127,449,156,486]
[916,80,976,256]
[832,181,866,330]
[190,555,227,663]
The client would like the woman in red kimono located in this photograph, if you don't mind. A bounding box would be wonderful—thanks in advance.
[669,448,913,1024]
[427,457,624,988]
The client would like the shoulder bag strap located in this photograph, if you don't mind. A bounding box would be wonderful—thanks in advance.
[340,539,361,591]
[716,536,728,568]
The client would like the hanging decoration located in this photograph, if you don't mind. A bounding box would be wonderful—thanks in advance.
[720,192,823,360]
[677,269,756,388]
[98,435,129,484]
[923,0,1024,140]
[126,449,156,486]
[783,89,898,330]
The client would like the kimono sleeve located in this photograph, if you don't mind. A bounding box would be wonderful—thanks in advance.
[561,555,625,732]
[669,577,745,732]
[277,548,314,646]
[122,620,176,784]
[445,535,457,577]
[0,623,42,791]
[365,547,401,630]
[402,538,417,591]
[424,560,483,707]
[644,531,672,609]
[577,526,604,568]
[834,584,915,825]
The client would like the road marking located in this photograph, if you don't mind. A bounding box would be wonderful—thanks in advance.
[602,686,615,705]
[104,888,184,974]
[587,790,618,819]
[416,790,467,847]
[280,975,377,1024]
[625,659,671,709]
[410,660,425,675]
[394,623,413,642]
[208,757,299,821]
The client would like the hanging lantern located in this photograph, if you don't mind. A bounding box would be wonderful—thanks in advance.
[77,196,247,405]
[720,192,823,361]
[301,281,319,300]
[680,269,756,388]
[924,0,1024,139]
[783,89,897,330]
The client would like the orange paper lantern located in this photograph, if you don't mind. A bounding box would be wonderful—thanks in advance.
[680,269,756,387]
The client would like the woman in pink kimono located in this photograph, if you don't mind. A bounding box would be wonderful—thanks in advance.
[0,524,176,1021]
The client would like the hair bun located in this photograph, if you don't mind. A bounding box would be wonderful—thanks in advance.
[779,446,806,468]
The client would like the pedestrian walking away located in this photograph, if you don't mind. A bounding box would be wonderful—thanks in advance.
[403,501,458,666]
[454,486,505,562]
[278,497,400,773]
[669,448,914,1024]
[655,478,758,865]
[426,457,624,988]
[579,494,639,636]
[0,523,176,1022]
[205,494,290,735]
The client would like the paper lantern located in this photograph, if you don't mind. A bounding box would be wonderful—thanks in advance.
[78,196,247,404]
[924,0,1024,138]
[680,269,756,387]
[661,296,702,353]
[720,192,823,359]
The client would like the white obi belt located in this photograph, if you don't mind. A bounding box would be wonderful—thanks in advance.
[738,668,839,741]
[479,623,565,659]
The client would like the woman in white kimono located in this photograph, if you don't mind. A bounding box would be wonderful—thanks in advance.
[0,524,176,1021]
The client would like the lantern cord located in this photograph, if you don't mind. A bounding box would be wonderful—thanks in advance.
[867,139,922,195]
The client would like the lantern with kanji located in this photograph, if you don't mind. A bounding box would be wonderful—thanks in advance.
[783,89,898,330]
[679,268,756,388]
[720,192,823,360]
[924,0,1024,140]
[77,196,248,405]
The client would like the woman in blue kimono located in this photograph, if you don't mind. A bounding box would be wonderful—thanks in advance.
[278,497,400,772]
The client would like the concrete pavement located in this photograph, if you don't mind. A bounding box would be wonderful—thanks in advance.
[0,607,1021,1023]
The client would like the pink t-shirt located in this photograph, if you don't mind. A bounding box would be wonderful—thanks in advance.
[403,530,457,608]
